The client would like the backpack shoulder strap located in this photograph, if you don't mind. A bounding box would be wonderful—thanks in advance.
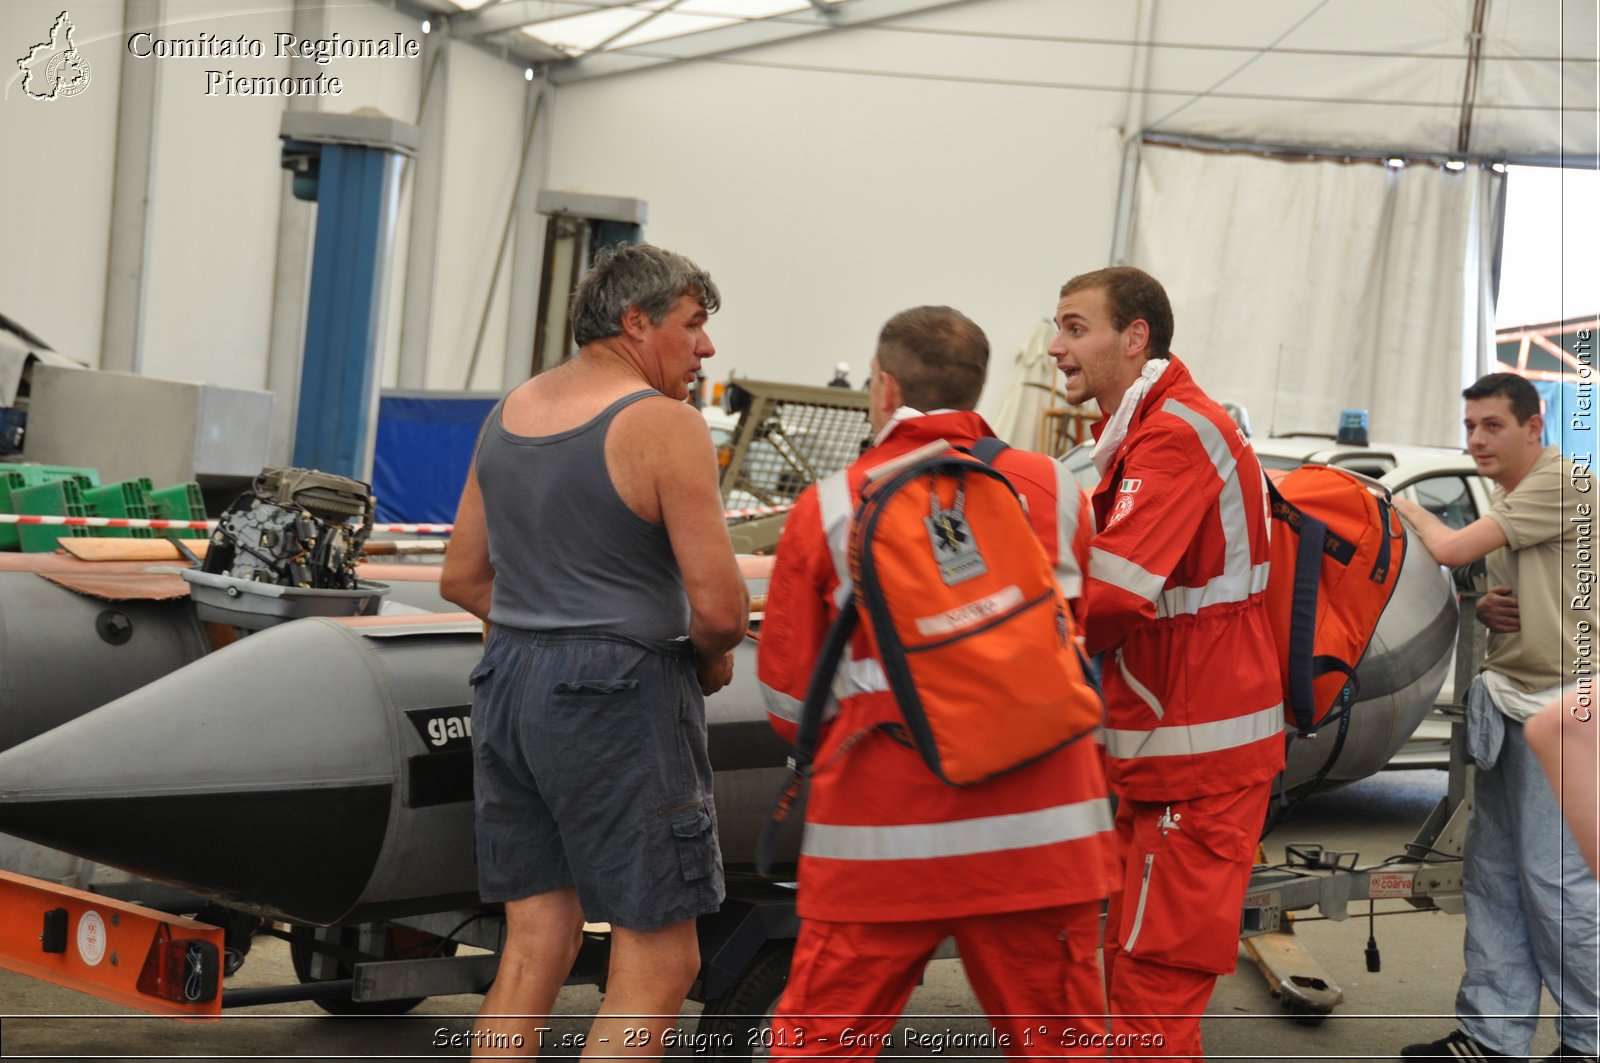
[967,436,1011,466]
[756,600,859,876]
[1267,476,1326,737]
[792,606,860,769]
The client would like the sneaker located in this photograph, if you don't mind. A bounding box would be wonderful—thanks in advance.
[1401,1030,1511,1060]
[1536,1046,1597,1063]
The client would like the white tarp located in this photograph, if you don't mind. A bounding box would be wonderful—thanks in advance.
[988,319,1060,451]
[1127,143,1504,448]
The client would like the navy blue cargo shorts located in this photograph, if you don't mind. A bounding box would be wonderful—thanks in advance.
[468,626,724,931]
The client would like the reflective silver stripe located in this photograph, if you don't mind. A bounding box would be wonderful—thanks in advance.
[1090,547,1164,605]
[760,683,806,724]
[833,656,890,697]
[1117,649,1164,720]
[1161,398,1237,483]
[1155,399,1261,618]
[817,468,855,609]
[760,682,840,725]
[1103,704,1285,760]
[1124,853,1155,953]
[1157,562,1271,617]
[817,469,889,705]
[1053,460,1085,600]
[757,662,876,725]
[801,798,1113,861]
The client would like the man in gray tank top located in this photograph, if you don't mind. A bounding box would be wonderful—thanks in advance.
[442,244,748,1059]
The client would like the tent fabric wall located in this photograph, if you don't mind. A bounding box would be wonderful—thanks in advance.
[989,319,1067,453]
[140,0,288,392]
[546,0,1137,404]
[1,0,124,370]
[428,43,528,394]
[1126,144,1504,448]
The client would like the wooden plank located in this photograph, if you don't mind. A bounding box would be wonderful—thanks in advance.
[60,538,210,562]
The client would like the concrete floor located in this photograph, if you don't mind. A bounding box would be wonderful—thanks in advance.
[0,770,1568,1061]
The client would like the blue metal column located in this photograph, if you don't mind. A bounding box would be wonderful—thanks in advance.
[291,144,405,479]
[279,111,416,480]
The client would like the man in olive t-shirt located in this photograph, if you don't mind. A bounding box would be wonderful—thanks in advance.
[1477,442,1592,705]
[1395,373,1598,1063]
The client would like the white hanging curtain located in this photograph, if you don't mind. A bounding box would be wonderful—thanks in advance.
[987,319,1064,453]
[1127,143,1506,448]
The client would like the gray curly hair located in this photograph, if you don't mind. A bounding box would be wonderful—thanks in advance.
[570,244,721,347]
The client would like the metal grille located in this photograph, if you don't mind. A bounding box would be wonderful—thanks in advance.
[721,381,871,508]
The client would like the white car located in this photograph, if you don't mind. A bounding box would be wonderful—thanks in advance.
[1064,433,1489,525]
[1064,433,1489,770]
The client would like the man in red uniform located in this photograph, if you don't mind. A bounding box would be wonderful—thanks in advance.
[1049,267,1282,1061]
[756,305,1111,1058]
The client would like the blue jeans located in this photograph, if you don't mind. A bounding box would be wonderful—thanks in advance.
[1458,680,1600,1055]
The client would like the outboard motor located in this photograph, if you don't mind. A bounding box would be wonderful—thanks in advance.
[201,468,374,589]
[184,468,387,629]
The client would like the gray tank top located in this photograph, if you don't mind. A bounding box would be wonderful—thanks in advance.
[475,389,690,640]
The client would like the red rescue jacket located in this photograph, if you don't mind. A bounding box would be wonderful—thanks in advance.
[757,411,1111,922]
[1085,358,1285,802]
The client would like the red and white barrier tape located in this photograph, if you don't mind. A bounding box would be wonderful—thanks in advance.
[723,504,793,520]
[0,514,451,534]
[363,522,454,534]
[0,506,792,532]
[0,514,215,530]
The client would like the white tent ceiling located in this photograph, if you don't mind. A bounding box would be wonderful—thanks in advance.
[433,0,1594,159]
[445,0,851,58]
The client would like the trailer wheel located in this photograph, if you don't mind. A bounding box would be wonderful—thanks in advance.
[289,924,456,1016]
[697,944,793,1060]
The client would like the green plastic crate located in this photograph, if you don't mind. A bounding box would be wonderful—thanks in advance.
[12,478,91,553]
[22,465,100,488]
[0,470,33,550]
[146,482,208,540]
[84,478,157,540]
[0,466,98,550]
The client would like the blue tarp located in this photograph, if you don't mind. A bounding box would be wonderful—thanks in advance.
[372,394,498,525]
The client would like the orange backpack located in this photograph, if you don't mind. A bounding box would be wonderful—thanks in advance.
[759,441,1103,873]
[1264,464,1409,738]
[802,441,1102,784]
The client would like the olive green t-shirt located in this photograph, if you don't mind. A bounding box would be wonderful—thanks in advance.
[1482,445,1598,693]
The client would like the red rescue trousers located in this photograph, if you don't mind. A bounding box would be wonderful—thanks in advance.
[771,903,1106,1059]
[1102,782,1271,1062]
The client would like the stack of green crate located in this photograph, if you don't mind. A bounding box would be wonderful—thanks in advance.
[146,482,208,539]
[83,478,157,539]
[0,465,101,551]
[12,476,93,552]
[30,465,101,488]
[0,469,37,550]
